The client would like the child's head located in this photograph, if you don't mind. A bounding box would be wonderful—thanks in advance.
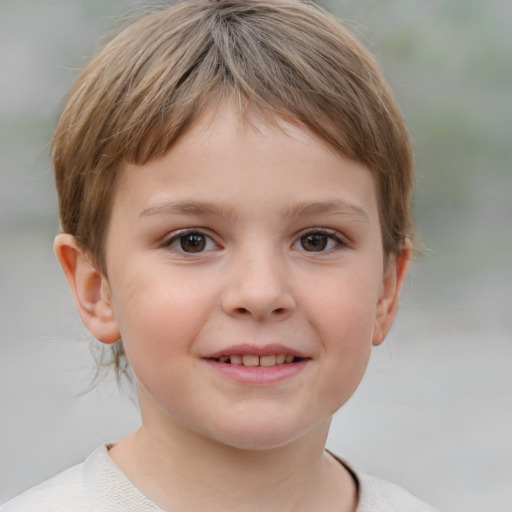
[53,1,414,445]
[53,0,414,276]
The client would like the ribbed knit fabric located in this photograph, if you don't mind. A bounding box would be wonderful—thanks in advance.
[1,446,439,511]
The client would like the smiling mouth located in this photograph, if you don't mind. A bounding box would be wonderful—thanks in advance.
[208,354,304,367]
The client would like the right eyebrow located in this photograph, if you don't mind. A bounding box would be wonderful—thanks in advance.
[139,199,239,220]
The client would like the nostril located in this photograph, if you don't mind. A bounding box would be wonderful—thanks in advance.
[273,308,285,314]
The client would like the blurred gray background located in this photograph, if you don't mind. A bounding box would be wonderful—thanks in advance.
[0,1,511,510]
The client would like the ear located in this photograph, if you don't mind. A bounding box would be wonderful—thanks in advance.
[54,234,120,344]
[372,239,411,346]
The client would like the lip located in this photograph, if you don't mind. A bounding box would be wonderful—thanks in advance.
[204,343,309,359]
[204,358,309,385]
[202,343,311,385]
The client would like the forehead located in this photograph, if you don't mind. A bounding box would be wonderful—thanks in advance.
[112,106,380,227]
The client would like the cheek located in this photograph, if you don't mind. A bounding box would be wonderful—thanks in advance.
[111,272,213,372]
[320,300,374,383]
[303,271,379,396]
[316,303,374,412]
[305,268,380,343]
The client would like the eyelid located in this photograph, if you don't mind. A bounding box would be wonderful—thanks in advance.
[161,228,220,252]
[292,228,348,251]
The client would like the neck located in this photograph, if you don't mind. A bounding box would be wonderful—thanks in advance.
[110,416,357,512]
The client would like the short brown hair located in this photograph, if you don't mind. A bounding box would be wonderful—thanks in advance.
[53,0,414,272]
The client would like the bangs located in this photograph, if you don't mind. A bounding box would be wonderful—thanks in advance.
[62,0,400,169]
[53,0,414,272]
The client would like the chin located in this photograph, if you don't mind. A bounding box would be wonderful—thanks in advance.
[200,415,328,452]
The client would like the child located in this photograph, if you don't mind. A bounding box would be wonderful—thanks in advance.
[1,1,440,510]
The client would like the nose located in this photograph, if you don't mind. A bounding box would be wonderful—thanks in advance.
[221,248,296,322]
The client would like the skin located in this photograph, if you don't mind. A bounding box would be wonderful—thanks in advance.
[55,106,410,512]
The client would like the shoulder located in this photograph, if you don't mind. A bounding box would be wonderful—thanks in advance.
[0,446,161,512]
[355,470,441,512]
[0,456,88,512]
[327,451,440,512]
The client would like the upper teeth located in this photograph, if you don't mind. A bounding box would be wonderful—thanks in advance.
[217,354,296,366]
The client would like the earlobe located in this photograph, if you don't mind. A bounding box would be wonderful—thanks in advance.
[54,234,120,344]
[372,240,411,346]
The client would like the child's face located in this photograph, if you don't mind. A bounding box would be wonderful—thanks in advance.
[93,106,404,450]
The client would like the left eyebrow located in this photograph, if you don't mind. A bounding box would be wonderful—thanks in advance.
[281,200,370,224]
[140,198,370,224]
[139,199,239,219]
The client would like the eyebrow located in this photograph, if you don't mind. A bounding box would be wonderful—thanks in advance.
[140,199,239,219]
[140,198,370,224]
[280,200,370,224]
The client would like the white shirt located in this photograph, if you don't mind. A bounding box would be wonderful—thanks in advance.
[1,446,440,511]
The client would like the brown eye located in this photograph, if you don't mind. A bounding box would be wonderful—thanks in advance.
[165,230,218,254]
[294,230,345,252]
[300,233,329,251]
[179,233,207,253]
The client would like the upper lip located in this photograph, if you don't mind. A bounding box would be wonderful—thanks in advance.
[204,343,309,359]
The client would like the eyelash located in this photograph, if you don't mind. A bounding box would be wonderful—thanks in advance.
[292,229,347,253]
[161,229,219,254]
[162,228,347,255]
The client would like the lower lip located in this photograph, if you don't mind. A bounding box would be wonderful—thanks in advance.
[204,359,309,385]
